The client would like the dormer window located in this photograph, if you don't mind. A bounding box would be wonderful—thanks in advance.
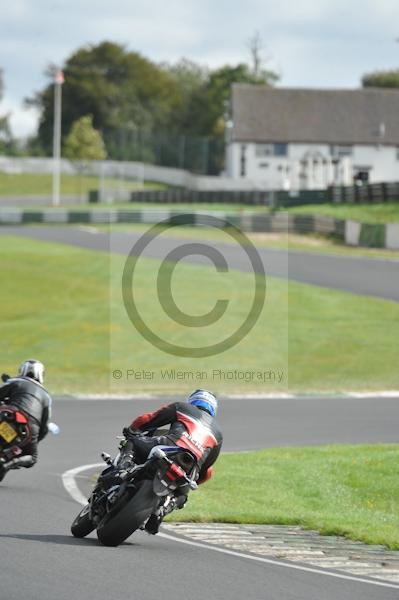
[256,143,288,157]
[330,145,353,157]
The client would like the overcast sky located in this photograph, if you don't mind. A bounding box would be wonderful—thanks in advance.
[1,0,399,137]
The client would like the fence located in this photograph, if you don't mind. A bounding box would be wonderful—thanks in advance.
[102,129,225,175]
[126,189,329,206]
[330,182,399,203]
[0,155,267,192]
[128,189,270,205]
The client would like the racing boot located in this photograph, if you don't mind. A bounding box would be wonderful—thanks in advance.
[144,513,163,535]
[1,455,35,471]
[0,455,35,481]
[145,494,187,535]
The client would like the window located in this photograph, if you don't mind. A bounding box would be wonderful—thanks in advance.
[330,145,353,157]
[256,143,288,158]
[354,170,369,183]
[240,145,247,177]
[256,144,272,157]
[273,143,288,156]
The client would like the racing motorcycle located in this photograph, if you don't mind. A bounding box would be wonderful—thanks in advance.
[0,404,32,481]
[71,434,199,547]
[0,399,60,482]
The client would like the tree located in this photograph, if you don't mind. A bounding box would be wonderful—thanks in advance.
[362,70,399,89]
[161,58,209,131]
[64,115,106,199]
[165,58,208,97]
[247,31,263,78]
[0,69,13,154]
[64,114,106,162]
[26,41,279,173]
[184,63,279,172]
[27,42,182,153]
[247,31,280,83]
[187,63,278,138]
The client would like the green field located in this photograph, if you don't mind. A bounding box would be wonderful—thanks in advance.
[285,202,399,224]
[17,201,268,212]
[1,235,398,394]
[0,172,165,196]
[167,445,399,550]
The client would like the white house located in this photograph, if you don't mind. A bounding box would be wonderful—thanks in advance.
[225,85,399,190]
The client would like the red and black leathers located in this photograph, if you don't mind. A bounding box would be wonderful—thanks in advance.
[130,402,223,483]
[0,377,52,466]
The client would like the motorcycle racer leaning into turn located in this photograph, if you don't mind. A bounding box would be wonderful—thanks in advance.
[0,360,52,480]
[95,389,223,534]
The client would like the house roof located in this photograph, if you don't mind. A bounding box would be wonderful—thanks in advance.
[231,85,399,145]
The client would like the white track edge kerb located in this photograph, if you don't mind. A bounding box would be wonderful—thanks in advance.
[62,391,399,401]
[62,464,399,591]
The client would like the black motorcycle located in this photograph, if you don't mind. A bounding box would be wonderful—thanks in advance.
[71,436,198,547]
[0,404,32,481]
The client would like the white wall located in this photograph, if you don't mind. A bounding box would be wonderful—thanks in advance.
[0,155,261,192]
[352,145,399,183]
[227,141,399,189]
[228,142,351,189]
[229,143,289,188]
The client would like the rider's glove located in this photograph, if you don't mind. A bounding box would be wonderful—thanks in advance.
[122,426,139,440]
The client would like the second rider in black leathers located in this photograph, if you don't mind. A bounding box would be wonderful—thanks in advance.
[0,359,52,478]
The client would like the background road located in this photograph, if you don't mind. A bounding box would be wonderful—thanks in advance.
[56,394,399,451]
[0,396,398,600]
[2,225,399,302]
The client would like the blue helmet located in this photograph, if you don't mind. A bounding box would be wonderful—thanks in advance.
[188,389,218,417]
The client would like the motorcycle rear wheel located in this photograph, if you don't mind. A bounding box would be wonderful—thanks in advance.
[97,480,156,547]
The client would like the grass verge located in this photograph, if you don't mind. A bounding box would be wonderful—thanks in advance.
[17,201,268,212]
[1,235,399,393]
[285,202,399,224]
[0,172,165,196]
[168,445,399,550]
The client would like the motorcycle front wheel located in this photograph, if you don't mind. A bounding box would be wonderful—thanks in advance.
[71,504,95,538]
[96,480,157,547]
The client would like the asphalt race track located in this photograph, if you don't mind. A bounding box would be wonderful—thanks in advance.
[2,225,399,302]
[1,396,398,600]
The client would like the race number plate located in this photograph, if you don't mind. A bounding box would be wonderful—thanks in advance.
[0,421,17,443]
